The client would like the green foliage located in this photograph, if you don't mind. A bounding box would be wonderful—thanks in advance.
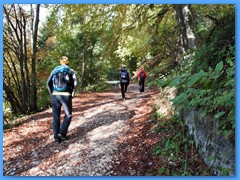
[152,145,161,156]
[84,82,112,92]
[151,115,212,175]
[192,10,235,72]
[37,87,51,110]
[174,69,231,134]
[157,11,235,140]
[157,166,166,175]
[106,66,120,81]
[193,5,235,46]
[163,46,235,139]
[4,124,11,130]
[217,166,232,176]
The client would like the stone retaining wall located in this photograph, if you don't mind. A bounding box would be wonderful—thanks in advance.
[184,110,235,176]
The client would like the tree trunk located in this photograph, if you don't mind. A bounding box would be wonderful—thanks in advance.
[174,4,196,52]
[30,4,40,112]
[81,33,86,90]
[80,24,87,91]
[22,8,31,111]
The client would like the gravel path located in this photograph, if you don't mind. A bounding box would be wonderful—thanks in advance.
[3,84,158,176]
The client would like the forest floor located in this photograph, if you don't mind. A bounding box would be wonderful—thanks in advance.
[3,84,213,176]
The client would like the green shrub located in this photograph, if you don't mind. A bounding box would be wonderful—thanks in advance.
[158,12,235,140]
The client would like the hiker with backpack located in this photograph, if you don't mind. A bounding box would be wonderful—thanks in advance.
[46,56,78,144]
[119,65,130,100]
[137,67,147,93]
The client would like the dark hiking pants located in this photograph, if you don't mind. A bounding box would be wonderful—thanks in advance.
[139,80,145,93]
[120,83,128,99]
[52,95,72,140]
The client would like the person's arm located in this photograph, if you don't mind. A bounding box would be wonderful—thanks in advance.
[46,71,54,95]
[119,71,121,80]
[71,70,78,97]
[144,71,147,78]
[137,72,140,80]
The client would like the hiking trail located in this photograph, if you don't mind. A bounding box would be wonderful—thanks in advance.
[4,84,161,176]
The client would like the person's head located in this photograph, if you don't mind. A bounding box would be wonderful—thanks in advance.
[60,56,69,65]
[139,66,144,71]
[120,64,126,71]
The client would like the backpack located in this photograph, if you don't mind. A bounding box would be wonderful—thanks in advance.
[52,65,71,92]
[140,71,145,81]
[120,69,129,83]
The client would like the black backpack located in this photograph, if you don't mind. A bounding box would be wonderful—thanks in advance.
[52,65,71,92]
[140,71,145,81]
[120,69,129,83]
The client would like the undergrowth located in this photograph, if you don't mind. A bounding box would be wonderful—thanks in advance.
[149,112,214,176]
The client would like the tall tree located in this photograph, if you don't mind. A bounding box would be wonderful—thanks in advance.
[3,4,40,115]
[30,4,40,111]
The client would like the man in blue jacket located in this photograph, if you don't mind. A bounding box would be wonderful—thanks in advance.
[47,56,78,144]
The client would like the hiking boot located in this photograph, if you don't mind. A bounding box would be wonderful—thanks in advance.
[55,137,61,145]
[57,134,69,141]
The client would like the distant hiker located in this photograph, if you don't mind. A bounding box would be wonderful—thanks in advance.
[119,65,130,100]
[46,56,78,144]
[137,67,147,93]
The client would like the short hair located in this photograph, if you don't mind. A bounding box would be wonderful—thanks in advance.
[60,56,68,60]
[60,56,69,65]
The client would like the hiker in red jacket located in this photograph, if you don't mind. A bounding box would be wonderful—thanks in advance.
[137,67,147,93]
